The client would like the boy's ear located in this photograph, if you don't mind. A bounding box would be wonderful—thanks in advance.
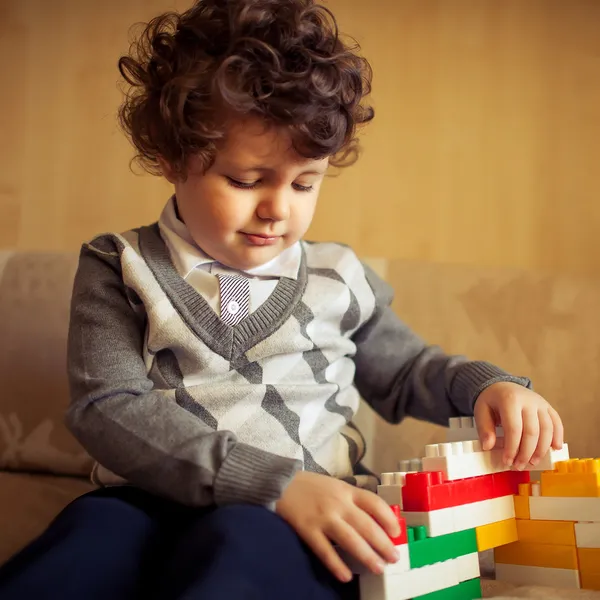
[157,156,178,184]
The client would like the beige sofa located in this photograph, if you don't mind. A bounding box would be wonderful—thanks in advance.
[1,250,599,598]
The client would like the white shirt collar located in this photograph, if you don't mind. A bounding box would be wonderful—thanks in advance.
[158,195,301,280]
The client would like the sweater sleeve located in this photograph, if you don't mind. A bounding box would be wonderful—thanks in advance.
[351,263,532,426]
[65,241,301,508]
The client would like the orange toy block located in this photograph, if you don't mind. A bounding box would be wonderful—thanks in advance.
[514,483,531,519]
[579,548,600,590]
[494,541,579,570]
[541,459,600,497]
[580,571,600,591]
[476,518,518,551]
[515,519,576,546]
[578,547,600,573]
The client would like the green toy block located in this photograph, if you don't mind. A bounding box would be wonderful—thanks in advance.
[413,577,482,600]
[408,526,477,568]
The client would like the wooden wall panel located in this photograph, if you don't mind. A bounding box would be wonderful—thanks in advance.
[1,0,599,275]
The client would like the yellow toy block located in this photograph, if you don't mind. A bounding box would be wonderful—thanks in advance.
[514,483,531,519]
[578,547,600,573]
[541,459,600,497]
[494,541,578,570]
[515,519,576,546]
[476,518,518,551]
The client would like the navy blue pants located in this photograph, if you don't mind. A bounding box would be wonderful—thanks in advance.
[0,487,359,600]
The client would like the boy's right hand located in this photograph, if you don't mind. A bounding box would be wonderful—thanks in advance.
[275,471,403,583]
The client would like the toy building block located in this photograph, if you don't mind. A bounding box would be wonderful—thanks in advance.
[378,472,409,508]
[359,553,480,600]
[407,526,477,568]
[413,577,482,600]
[579,571,600,592]
[515,519,576,546]
[397,457,424,473]
[475,518,518,552]
[359,558,458,600]
[577,548,600,589]
[494,540,578,570]
[403,495,515,538]
[339,543,411,577]
[400,469,529,512]
[447,416,504,444]
[514,483,531,519]
[540,458,600,497]
[515,478,600,522]
[421,441,569,481]
[529,495,600,522]
[575,522,600,548]
[454,552,481,582]
[495,563,581,589]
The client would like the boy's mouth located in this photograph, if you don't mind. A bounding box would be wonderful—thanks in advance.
[242,233,282,247]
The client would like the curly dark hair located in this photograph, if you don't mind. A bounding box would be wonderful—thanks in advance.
[117,0,374,180]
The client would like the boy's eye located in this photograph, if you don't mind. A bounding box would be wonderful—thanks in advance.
[293,183,314,193]
[225,177,314,193]
[226,177,259,190]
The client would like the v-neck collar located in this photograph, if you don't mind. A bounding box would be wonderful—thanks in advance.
[138,223,308,361]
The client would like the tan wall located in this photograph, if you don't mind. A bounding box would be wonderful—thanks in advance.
[1,0,599,275]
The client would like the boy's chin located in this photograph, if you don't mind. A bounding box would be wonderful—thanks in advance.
[223,248,281,271]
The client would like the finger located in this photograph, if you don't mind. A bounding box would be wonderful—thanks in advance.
[355,491,401,539]
[474,401,497,451]
[498,401,523,467]
[347,506,400,565]
[326,518,388,577]
[549,407,564,449]
[513,407,540,470]
[529,409,554,466]
[306,529,354,583]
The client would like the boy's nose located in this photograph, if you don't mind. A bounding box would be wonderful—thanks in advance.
[257,191,290,222]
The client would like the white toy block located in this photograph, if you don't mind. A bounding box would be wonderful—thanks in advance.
[402,495,515,537]
[398,458,422,472]
[378,472,412,508]
[402,505,455,537]
[454,552,481,582]
[337,543,410,576]
[377,485,403,508]
[574,522,600,548]
[454,494,515,531]
[529,444,570,471]
[529,496,600,523]
[447,417,504,444]
[359,556,462,600]
[495,563,581,589]
[421,442,569,480]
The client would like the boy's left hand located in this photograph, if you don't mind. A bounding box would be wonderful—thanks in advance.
[474,382,564,470]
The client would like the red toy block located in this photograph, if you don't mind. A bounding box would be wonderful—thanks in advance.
[389,506,408,545]
[492,470,530,497]
[400,472,450,512]
[401,471,494,511]
[401,469,530,512]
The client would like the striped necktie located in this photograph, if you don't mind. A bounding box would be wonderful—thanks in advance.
[217,274,250,326]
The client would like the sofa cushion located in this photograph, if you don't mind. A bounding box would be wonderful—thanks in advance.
[0,471,94,565]
[0,251,93,476]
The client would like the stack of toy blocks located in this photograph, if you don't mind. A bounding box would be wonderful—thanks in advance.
[365,417,570,600]
[351,509,483,600]
[494,457,600,590]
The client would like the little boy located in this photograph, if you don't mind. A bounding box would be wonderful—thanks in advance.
[0,1,563,599]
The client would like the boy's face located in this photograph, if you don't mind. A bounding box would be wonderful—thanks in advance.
[161,115,329,271]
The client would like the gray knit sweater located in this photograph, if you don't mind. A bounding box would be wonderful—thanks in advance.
[65,223,530,508]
